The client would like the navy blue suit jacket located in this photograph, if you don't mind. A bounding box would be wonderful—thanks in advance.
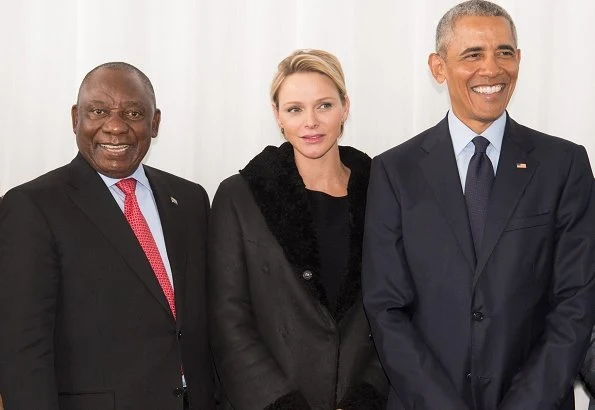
[363,116,595,410]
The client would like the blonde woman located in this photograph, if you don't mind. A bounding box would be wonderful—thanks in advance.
[208,49,388,409]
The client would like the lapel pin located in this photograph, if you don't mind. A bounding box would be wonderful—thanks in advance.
[516,163,527,169]
[170,196,178,205]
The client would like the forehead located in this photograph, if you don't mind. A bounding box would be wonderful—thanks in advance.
[79,68,152,105]
[278,72,339,101]
[448,15,515,49]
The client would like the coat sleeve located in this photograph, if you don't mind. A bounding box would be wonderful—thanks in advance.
[207,178,310,410]
[580,325,595,396]
[361,156,469,410]
[499,145,595,409]
[0,189,60,409]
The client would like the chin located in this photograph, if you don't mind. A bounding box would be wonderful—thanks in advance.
[478,112,505,123]
[303,147,336,161]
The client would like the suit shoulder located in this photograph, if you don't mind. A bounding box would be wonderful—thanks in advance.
[510,120,585,157]
[511,120,580,150]
[144,166,208,197]
[375,125,436,163]
[4,163,71,198]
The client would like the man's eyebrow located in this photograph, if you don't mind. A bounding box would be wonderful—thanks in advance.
[84,100,146,108]
[460,46,484,56]
[86,100,106,106]
[120,101,147,108]
[459,44,516,56]
[497,44,516,52]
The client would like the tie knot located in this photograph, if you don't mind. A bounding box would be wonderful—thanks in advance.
[116,178,137,196]
[472,136,490,154]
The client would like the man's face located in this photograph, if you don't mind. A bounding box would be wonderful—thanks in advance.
[71,68,160,178]
[429,16,520,134]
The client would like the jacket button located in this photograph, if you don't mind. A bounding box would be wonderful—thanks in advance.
[466,372,472,381]
[368,333,373,341]
[177,331,183,339]
[172,387,184,397]
[472,311,485,321]
[302,270,313,280]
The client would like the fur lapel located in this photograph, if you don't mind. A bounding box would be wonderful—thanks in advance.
[239,142,370,322]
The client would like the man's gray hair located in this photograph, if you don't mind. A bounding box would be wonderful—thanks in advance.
[435,0,517,55]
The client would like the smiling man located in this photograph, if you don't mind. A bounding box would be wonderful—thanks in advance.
[0,63,214,409]
[362,1,595,409]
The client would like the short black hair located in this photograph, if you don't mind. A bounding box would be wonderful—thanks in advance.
[77,62,156,107]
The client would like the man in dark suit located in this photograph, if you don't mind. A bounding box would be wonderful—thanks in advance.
[0,62,214,409]
[362,1,595,409]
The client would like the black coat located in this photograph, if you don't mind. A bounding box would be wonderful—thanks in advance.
[208,143,388,410]
[0,154,214,410]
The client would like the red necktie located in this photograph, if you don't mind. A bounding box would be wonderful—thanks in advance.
[116,178,176,319]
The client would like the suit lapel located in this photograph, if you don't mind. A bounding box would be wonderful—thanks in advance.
[420,117,476,272]
[66,154,174,320]
[473,117,537,287]
[145,166,188,327]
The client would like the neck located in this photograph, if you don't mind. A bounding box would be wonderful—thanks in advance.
[294,144,350,197]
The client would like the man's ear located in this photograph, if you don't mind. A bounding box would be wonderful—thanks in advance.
[71,104,79,133]
[152,109,161,138]
[428,53,447,84]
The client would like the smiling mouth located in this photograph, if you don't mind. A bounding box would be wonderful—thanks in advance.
[472,84,504,95]
[99,144,131,153]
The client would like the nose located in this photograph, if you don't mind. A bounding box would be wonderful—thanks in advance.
[479,55,501,78]
[102,113,129,135]
[305,109,319,129]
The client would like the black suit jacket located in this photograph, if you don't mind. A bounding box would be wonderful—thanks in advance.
[0,154,214,410]
[362,115,595,410]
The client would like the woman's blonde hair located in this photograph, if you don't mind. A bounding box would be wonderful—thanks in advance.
[270,49,347,108]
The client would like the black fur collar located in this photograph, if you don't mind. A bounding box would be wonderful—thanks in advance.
[239,142,371,322]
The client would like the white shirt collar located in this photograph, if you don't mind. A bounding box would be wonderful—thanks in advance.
[448,110,506,156]
[97,165,151,191]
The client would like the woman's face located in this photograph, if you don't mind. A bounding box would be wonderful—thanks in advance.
[274,72,349,162]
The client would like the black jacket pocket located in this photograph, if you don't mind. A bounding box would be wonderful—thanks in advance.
[504,212,550,232]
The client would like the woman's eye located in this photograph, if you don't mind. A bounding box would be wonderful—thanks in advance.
[287,107,301,113]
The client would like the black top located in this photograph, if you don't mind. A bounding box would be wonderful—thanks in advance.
[306,189,349,311]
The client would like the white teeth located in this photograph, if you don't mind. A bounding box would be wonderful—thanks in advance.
[100,144,130,152]
[473,84,504,94]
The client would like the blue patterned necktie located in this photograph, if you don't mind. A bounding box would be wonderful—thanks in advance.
[465,136,494,254]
